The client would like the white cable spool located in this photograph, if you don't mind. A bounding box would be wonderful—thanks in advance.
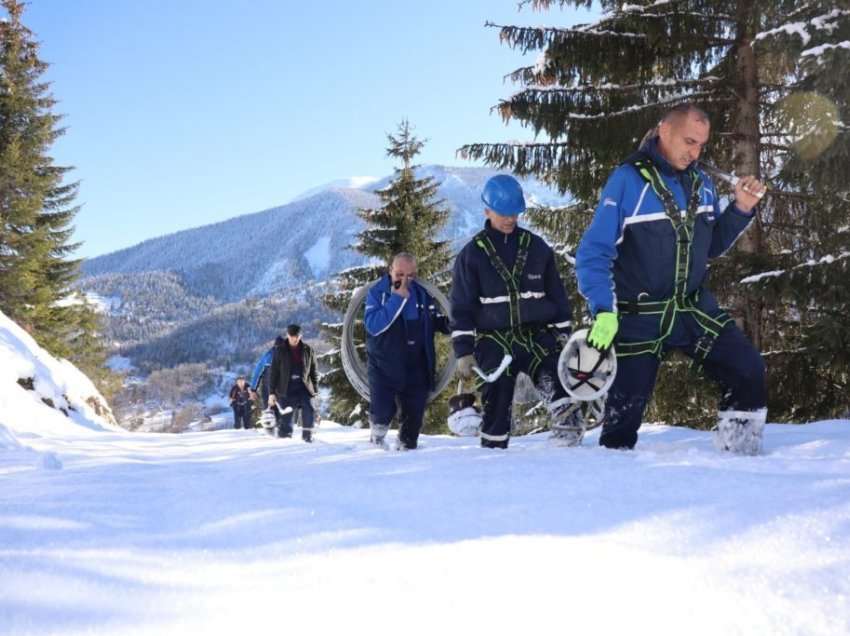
[341,278,457,402]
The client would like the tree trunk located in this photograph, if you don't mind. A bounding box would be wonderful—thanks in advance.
[730,2,764,349]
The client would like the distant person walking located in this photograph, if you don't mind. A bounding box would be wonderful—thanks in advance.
[228,375,253,429]
[269,324,319,442]
[250,334,284,408]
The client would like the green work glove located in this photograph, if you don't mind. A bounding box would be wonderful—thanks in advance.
[588,311,618,351]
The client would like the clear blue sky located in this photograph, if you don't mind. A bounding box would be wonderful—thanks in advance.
[21,1,595,258]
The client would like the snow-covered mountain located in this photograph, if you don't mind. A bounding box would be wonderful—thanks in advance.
[82,187,380,302]
[81,165,572,302]
[79,165,573,377]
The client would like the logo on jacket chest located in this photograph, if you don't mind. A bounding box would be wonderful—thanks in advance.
[527,273,542,281]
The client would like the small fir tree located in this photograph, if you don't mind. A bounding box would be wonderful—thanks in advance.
[320,120,453,430]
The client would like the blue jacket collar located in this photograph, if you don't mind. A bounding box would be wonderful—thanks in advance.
[484,219,518,243]
[639,136,696,177]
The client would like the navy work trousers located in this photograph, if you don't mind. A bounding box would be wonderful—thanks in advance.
[276,382,314,432]
[475,329,566,446]
[369,364,430,449]
[600,321,767,449]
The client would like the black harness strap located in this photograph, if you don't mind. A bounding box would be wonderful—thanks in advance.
[474,229,531,330]
[617,159,732,370]
[473,230,551,378]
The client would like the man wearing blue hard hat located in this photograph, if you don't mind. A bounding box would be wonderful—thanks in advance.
[450,174,581,448]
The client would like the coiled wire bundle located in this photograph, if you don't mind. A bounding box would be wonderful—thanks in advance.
[340,278,457,402]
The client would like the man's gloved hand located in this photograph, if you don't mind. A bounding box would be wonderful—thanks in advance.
[456,354,476,381]
[555,330,571,349]
[587,311,618,351]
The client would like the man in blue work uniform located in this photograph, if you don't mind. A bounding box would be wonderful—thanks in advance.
[576,103,768,454]
[450,174,579,449]
[364,253,450,450]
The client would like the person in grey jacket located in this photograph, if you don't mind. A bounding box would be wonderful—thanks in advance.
[269,323,319,442]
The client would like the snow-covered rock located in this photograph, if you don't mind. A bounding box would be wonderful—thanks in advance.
[0,308,118,447]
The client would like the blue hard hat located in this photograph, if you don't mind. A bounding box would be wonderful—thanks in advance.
[481,174,526,216]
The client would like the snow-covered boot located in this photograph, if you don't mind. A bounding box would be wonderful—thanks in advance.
[546,397,585,448]
[370,422,389,448]
[394,438,416,451]
[714,408,767,455]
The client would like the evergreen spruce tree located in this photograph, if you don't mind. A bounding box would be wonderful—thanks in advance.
[356,119,452,284]
[1,1,110,383]
[459,0,850,425]
[319,119,453,430]
[744,4,850,420]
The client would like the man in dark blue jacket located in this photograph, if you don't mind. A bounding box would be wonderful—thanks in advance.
[450,174,578,449]
[365,253,450,450]
[576,103,768,454]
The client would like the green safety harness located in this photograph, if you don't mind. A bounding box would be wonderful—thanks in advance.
[615,159,732,370]
[472,229,552,381]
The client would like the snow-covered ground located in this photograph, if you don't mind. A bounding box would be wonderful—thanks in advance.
[2,310,850,635]
[3,420,850,635]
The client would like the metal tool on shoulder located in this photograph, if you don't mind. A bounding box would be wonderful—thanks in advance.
[697,161,766,199]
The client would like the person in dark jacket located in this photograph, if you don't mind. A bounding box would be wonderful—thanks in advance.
[364,253,450,450]
[575,102,768,454]
[450,174,579,449]
[269,323,319,442]
[250,334,284,408]
[228,375,253,429]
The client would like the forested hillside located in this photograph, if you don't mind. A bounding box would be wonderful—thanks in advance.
[85,272,330,373]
